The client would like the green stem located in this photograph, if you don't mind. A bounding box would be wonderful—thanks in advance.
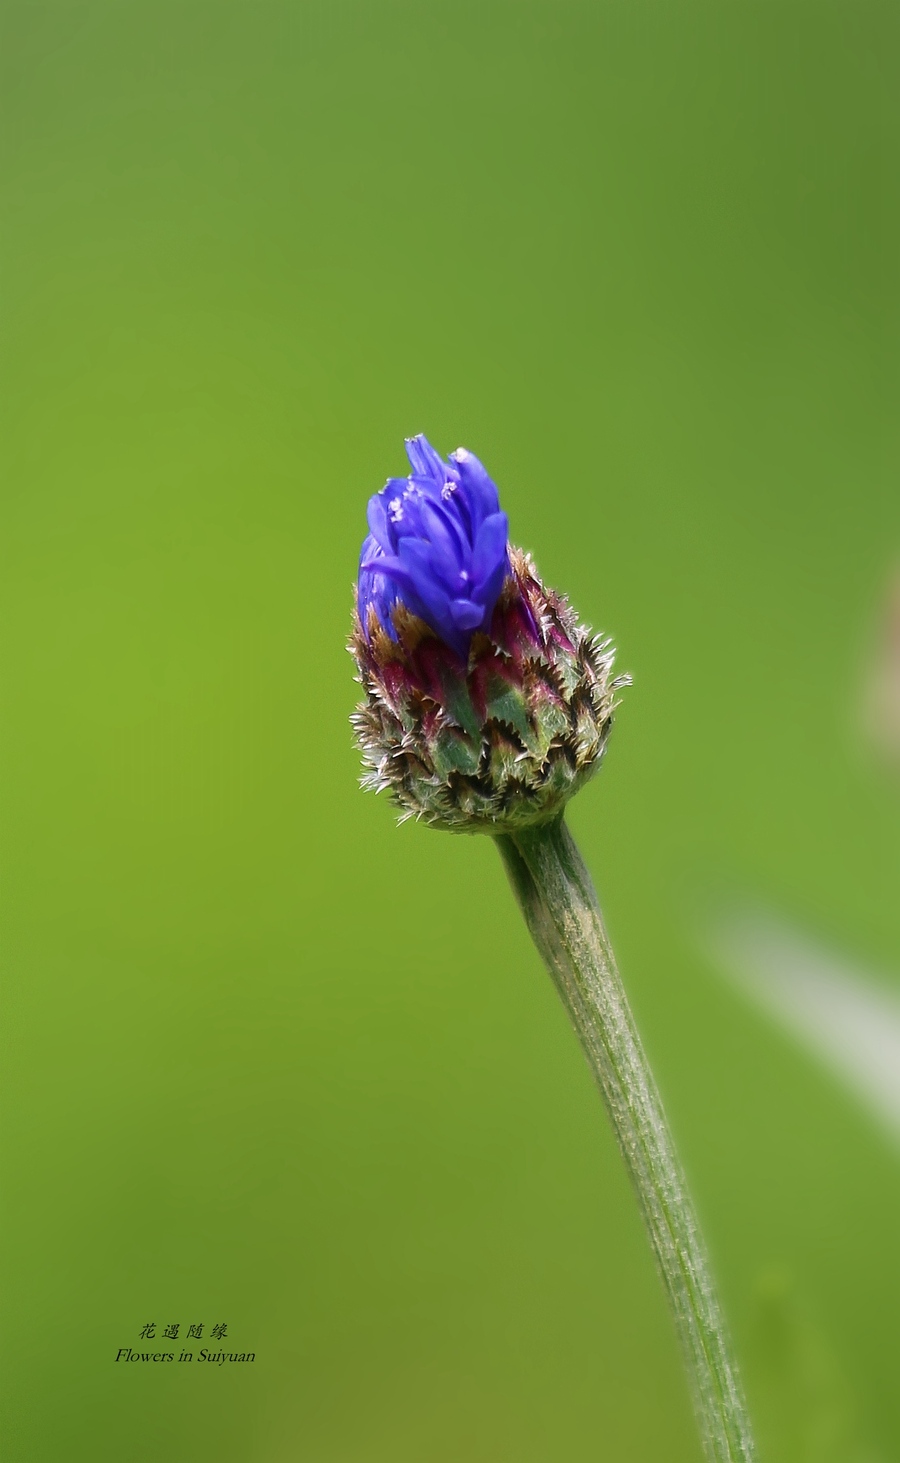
[496,815,755,1463]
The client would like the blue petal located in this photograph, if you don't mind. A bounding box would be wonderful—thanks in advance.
[360,550,421,598]
[450,448,500,532]
[406,472,450,503]
[418,497,467,571]
[358,537,401,638]
[358,531,381,575]
[436,480,474,545]
[470,512,508,591]
[375,481,423,539]
[366,495,395,554]
[449,598,484,631]
[405,434,448,486]
[395,537,455,607]
[398,540,468,644]
[476,557,509,628]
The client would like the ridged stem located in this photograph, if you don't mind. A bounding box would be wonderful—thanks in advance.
[496,815,755,1463]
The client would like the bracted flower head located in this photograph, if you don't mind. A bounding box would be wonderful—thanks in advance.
[351,435,627,833]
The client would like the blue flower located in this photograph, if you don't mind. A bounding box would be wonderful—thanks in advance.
[358,435,510,659]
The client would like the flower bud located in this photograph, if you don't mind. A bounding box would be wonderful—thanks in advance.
[350,435,627,833]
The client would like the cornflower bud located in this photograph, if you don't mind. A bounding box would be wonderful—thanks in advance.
[350,434,627,832]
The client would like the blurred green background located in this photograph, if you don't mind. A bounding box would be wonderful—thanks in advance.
[2,2,898,1459]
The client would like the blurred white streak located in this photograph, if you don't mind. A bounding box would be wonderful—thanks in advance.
[709,909,900,1146]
